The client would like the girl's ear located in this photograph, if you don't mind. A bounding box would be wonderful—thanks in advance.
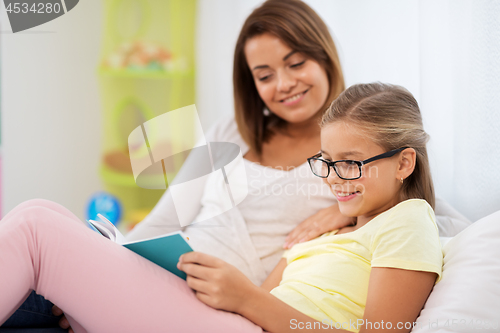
[397,148,416,181]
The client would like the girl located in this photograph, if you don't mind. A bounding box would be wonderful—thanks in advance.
[0,83,442,332]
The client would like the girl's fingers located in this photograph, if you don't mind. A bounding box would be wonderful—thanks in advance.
[186,275,212,294]
[178,262,212,280]
[179,251,221,268]
[194,290,214,307]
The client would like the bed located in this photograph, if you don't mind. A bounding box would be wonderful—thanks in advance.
[1,209,499,333]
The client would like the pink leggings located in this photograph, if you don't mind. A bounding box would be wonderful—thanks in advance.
[0,199,264,333]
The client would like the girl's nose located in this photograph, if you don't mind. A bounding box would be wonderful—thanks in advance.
[326,169,343,186]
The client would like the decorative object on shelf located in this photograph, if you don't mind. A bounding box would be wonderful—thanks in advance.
[102,41,188,73]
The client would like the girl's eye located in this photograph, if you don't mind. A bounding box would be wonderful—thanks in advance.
[290,60,306,68]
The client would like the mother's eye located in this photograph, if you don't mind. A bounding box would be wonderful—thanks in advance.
[290,60,306,68]
[258,75,272,82]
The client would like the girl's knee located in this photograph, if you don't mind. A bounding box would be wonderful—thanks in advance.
[8,200,79,223]
[13,199,58,211]
[1,199,58,222]
[10,206,80,231]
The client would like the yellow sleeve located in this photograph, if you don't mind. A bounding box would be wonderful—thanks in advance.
[370,199,443,282]
[282,249,290,265]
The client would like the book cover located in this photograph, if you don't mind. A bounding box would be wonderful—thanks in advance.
[88,214,193,280]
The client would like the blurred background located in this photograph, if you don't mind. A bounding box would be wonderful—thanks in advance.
[0,0,499,230]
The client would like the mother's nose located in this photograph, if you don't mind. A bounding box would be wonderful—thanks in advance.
[276,70,297,92]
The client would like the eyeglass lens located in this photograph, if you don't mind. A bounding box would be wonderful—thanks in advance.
[311,159,361,179]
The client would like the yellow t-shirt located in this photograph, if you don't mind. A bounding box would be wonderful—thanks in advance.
[270,199,443,332]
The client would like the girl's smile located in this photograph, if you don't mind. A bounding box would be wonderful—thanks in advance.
[335,190,361,202]
[320,121,404,225]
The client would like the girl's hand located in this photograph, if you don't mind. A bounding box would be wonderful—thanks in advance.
[177,252,257,313]
[283,203,356,249]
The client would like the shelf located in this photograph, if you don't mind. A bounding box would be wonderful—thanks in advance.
[97,67,195,80]
[99,164,174,189]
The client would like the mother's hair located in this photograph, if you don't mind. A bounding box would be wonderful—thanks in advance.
[233,0,345,155]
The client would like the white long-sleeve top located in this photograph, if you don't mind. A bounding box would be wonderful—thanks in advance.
[126,117,471,285]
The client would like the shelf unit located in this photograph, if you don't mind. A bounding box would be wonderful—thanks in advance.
[98,0,197,228]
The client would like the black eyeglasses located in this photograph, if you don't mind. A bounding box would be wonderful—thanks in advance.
[307,147,409,180]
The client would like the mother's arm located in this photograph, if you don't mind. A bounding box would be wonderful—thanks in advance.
[125,187,203,242]
[284,203,355,249]
[126,139,216,241]
[126,118,237,242]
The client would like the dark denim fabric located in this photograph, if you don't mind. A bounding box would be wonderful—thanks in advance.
[1,291,61,328]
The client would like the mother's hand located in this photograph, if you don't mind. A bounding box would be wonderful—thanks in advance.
[283,203,356,249]
[52,305,74,333]
[177,252,257,313]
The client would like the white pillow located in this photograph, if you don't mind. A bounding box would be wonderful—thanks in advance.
[412,210,500,332]
[439,236,452,247]
[434,197,472,237]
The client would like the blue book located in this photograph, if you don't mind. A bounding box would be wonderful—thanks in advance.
[87,214,193,280]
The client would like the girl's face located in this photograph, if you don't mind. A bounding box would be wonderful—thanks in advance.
[244,33,329,124]
[320,121,404,223]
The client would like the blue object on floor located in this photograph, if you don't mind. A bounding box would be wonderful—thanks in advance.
[86,192,122,225]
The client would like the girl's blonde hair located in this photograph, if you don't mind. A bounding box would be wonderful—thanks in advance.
[233,0,345,155]
[321,82,435,208]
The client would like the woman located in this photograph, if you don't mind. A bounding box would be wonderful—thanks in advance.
[126,0,351,284]
[2,0,469,330]
[0,82,443,332]
[3,1,349,329]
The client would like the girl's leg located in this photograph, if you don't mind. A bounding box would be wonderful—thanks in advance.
[2,198,83,222]
[0,204,263,333]
[0,199,83,329]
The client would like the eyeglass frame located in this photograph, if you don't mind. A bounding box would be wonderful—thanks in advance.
[307,147,409,180]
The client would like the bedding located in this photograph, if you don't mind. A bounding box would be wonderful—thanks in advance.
[413,210,500,332]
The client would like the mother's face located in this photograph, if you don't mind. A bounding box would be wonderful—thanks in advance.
[244,33,329,125]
